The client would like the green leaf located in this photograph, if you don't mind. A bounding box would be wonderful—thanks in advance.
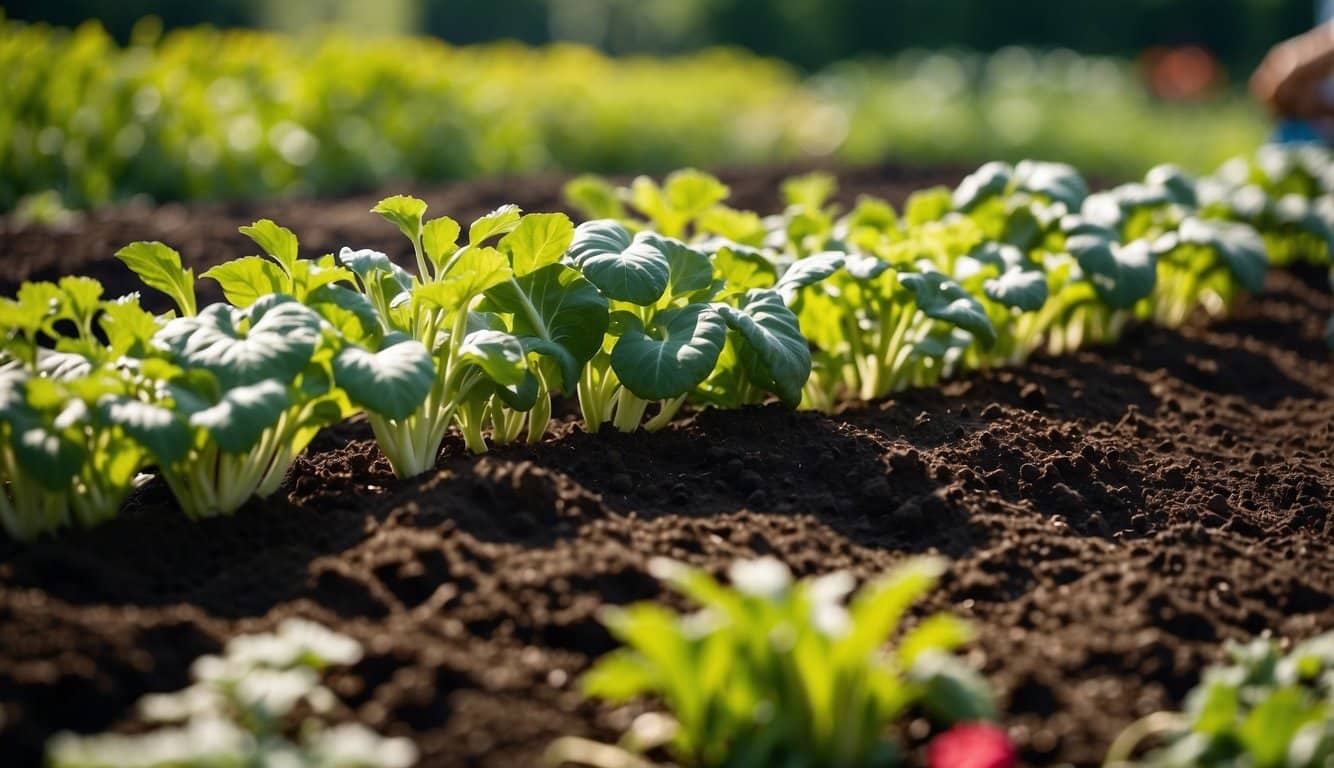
[371,195,427,241]
[652,235,714,301]
[99,298,161,357]
[900,272,997,348]
[468,204,523,246]
[57,276,103,326]
[781,172,837,210]
[953,161,1013,212]
[775,252,845,299]
[1145,164,1198,207]
[712,245,778,294]
[482,263,609,391]
[307,284,381,343]
[905,187,955,225]
[188,379,291,454]
[115,241,196,317]
[911,651,998,724]
[154,297,322,389]
[239,219,299,274]
[459,329,527,387]
[1238,687,1316,768]
[717,289,811,407]
[100,397,191,466]
[564,174,628,221]
[201,256,287,308]
[1177,217,1268,294]
[612,304,727,400]
[664,169,730,218]
[1014,160,1088,209]
[1067,234,1158,309]
[984,269,1048,312]
[499,213,574,277]
[414,247,512,314]
[581,648,660,702]
[568,220,671,305]
[422,216,462,274]
[332,334,435,421]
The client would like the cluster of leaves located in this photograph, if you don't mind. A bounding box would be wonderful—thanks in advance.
[1106,631,1334,768]
[546,556,996,768]
[46,618,417,768]
[566,155,1291,411]
[1200,144,1334,268]
[1,18,1271,216]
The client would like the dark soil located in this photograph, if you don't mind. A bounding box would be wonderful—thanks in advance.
[1,164,1332,768]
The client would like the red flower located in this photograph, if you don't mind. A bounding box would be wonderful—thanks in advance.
[928,723,1018,768]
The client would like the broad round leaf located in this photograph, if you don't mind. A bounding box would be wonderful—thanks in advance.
[717,289,812,407]
[1014,160,1088,209]
[953,162,1012,212]
[459,329,527,387]
[482,263,609,391]
[649,235,714,300]
[189,379,291,454]
[1068,235,1158,309]
[154,296,321,389]
[568,220,671,305]
[100,396,191,466]
[900,272,998,348]
[611,304,727,400]
[1177,218,1268,294]
[333,334,436,421]
[775,252,845,300]
[984,269,1049,312]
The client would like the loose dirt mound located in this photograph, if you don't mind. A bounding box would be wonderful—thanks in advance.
[1,165,1331,767]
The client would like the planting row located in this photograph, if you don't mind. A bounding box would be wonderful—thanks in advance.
[1,18,1267,215]
[47,558,1334,768]
[3,147,1334,540]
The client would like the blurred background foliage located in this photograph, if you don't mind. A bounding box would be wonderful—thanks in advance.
[1,0,1315,75]
[0,1,1310,212]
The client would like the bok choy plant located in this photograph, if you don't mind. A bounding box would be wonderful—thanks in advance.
[546,556,995,768]
[359,196,607,470]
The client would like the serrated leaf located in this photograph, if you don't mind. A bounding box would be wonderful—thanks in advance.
[422,216,461,274]
[332,334,435,421]
[612,304,727,400]
[154,297,321,389]
[500,213,574,277]
[115,241,196,317]
[414,247,512,315]
[189,379,291,454]
[901,271,997,348]
[564,174,628,221]
[99,298,161,357]
[717,289,811,407]
[664,169,730,217]
[371,195,427,241]
[468,204,522,246]
[568,220,671,305]
[57,276,103,326]
[459,329,527,387]
[239,219,299,274]
[202,257,287,308]
[100,396,190,466]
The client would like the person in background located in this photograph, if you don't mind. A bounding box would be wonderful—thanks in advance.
[1251,0,1334,139]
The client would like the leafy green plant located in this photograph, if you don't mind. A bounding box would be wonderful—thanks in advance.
[546,556,995,768]
[1105,631,1334,768]
[1202,145,1334,267]
[46,618,418,768]
[357,196,608,469]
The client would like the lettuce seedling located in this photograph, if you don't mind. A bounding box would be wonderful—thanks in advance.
[1202,145,1334,267]
[954,160,1088,252]
[1106,631,1334,768]
[566,169,731,239]
[47,618,417,768]
[547,556,995,768]
[360,197,607,469]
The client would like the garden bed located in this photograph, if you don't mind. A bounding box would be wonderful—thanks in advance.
[1,163,1331,767]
